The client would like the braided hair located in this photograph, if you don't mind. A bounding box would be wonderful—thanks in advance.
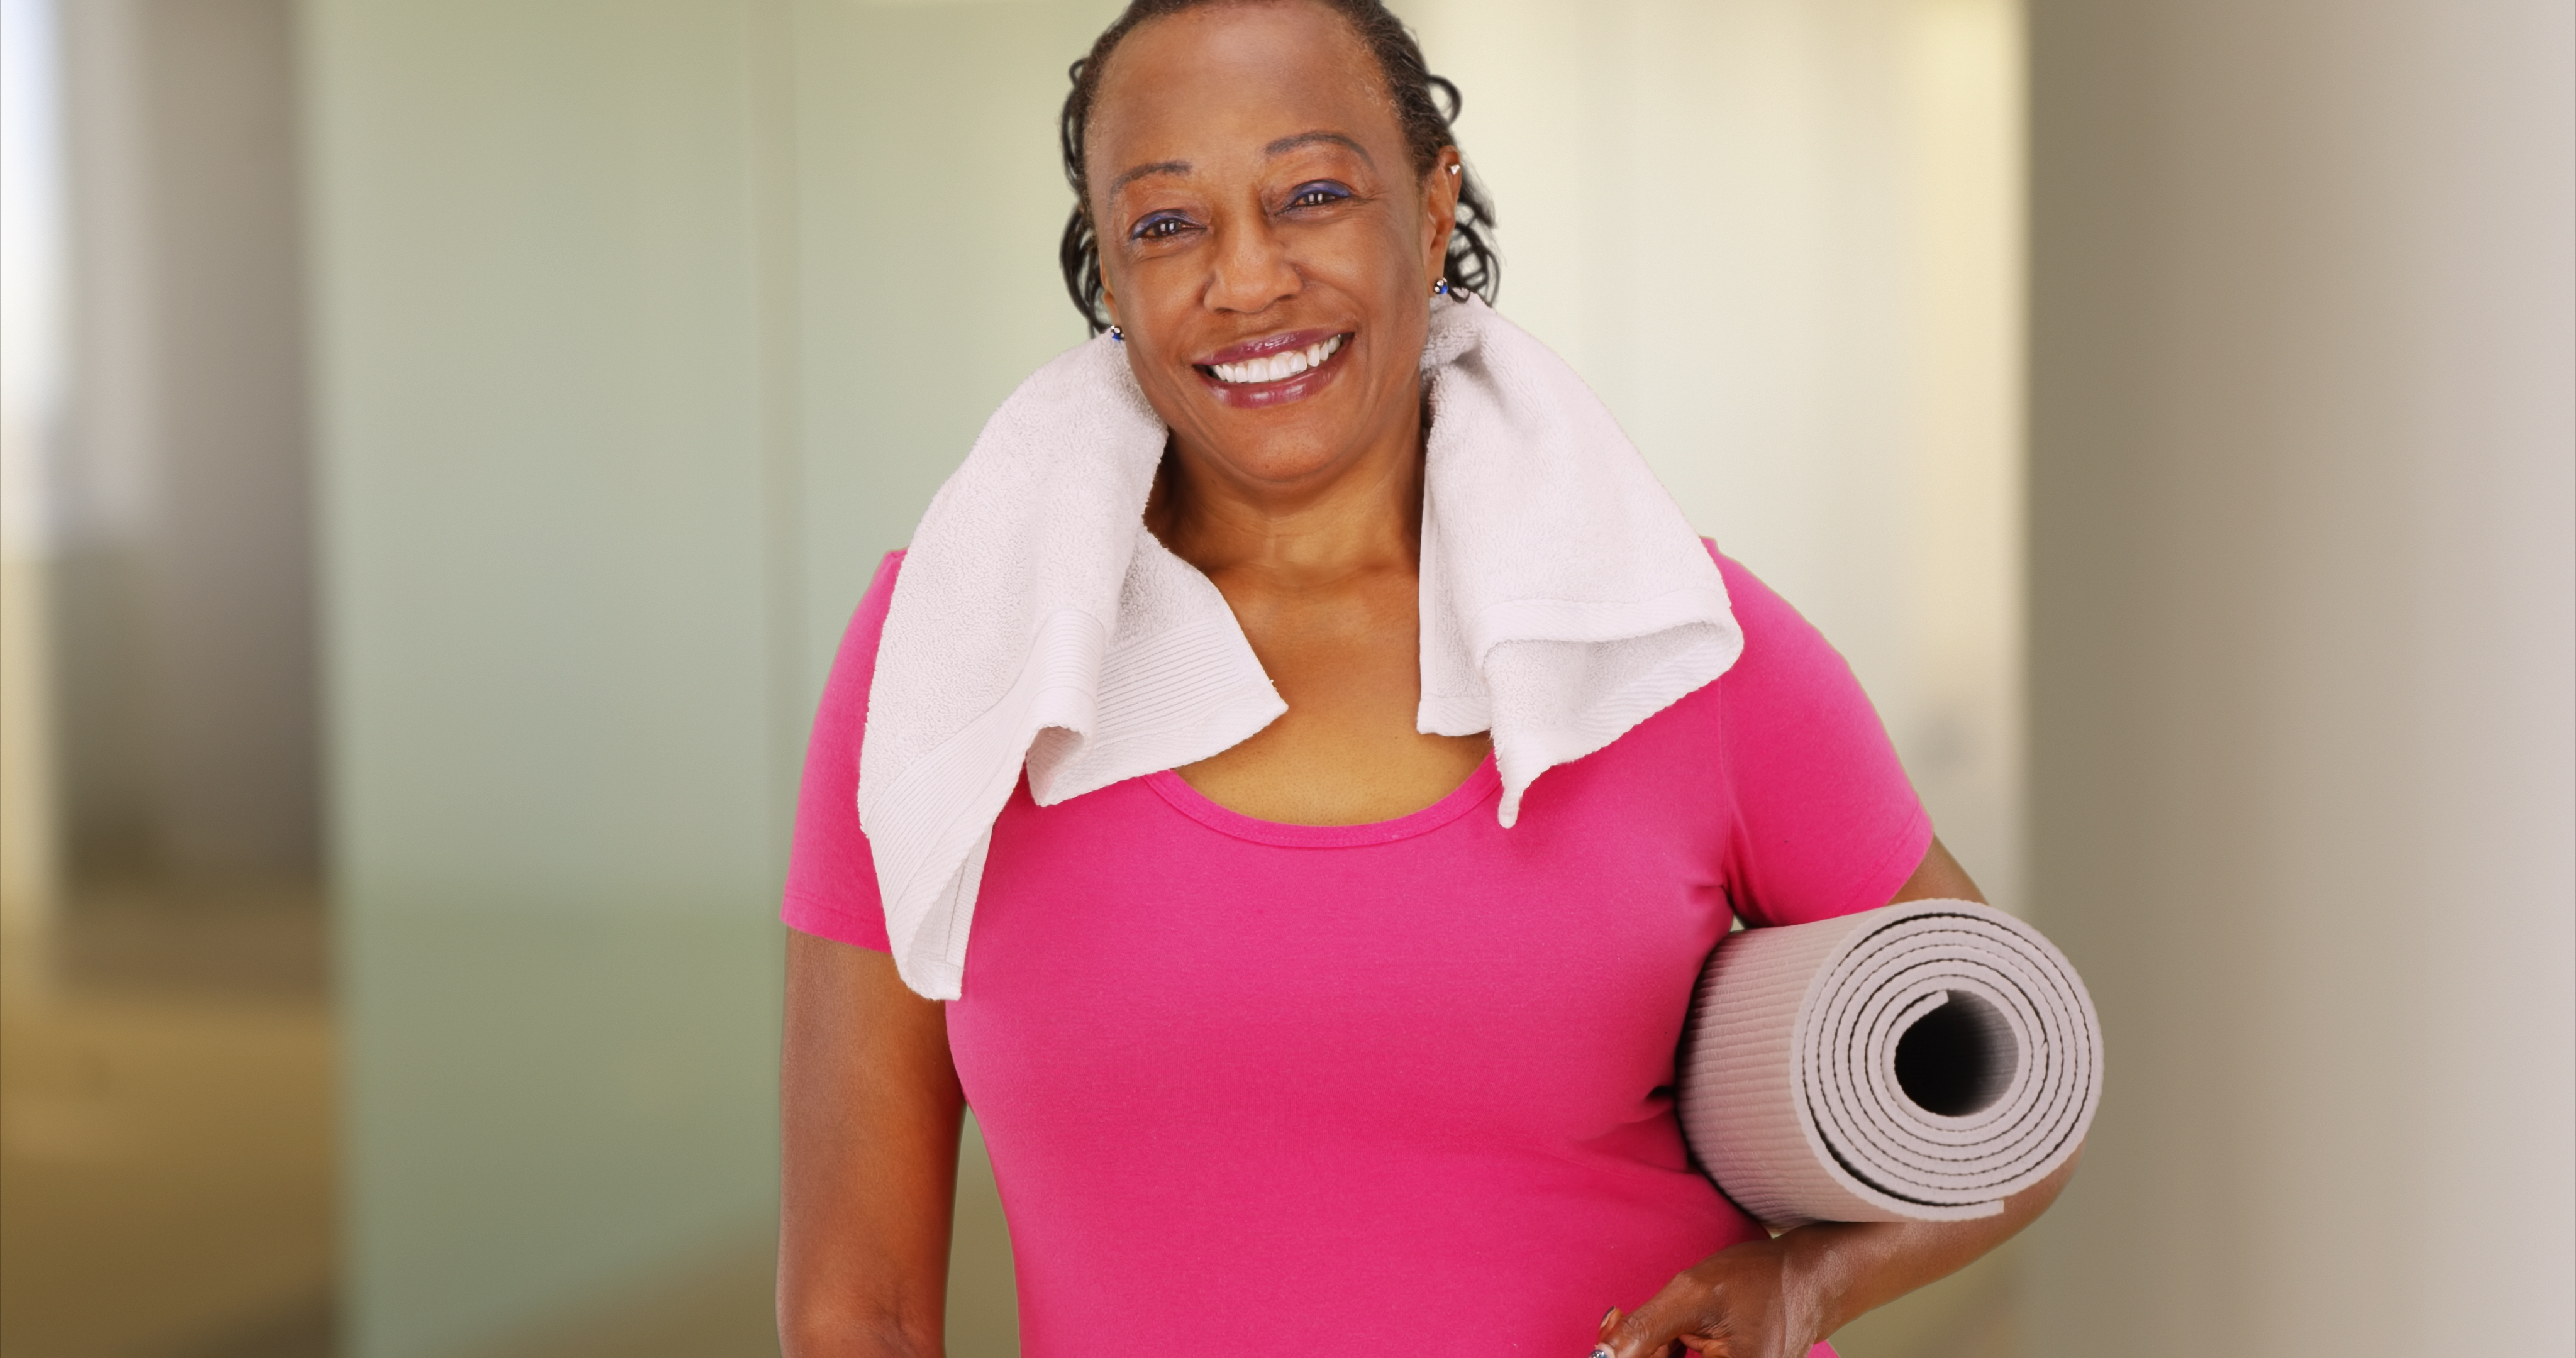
[1057,0,1501,336]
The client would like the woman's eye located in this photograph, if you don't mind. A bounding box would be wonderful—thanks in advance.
[1285,182,1353,210]
[1131,213,1192,241]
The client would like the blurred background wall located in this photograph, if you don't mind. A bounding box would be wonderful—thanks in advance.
[0,1,2565,1357]
[1406,0,2028,913]
[2018,0,2573,1354]
[300,4,1116,1354]
[53,0,320,893]
[3,0,323,925]
[5,1,338,1355]
[2,0,69,935]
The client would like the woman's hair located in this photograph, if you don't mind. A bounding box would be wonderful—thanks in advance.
[1057,0,1501,335]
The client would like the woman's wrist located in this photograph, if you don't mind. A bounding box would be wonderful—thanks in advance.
[1768,1223,1863,1345]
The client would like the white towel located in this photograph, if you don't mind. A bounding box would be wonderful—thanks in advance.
[860,294,1741,999]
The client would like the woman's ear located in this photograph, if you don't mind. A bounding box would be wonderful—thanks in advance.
[1423,146,1463,282]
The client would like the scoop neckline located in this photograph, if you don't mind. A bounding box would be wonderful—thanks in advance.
[1145,753,1501,847]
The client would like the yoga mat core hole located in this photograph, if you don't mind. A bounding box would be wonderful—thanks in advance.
[1894,990,2016,1117]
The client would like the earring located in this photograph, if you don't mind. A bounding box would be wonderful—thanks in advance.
[1432,278,1450,297]
[1108,323,1124,342]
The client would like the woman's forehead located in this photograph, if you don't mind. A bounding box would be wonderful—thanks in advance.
[1087,2,1401,182]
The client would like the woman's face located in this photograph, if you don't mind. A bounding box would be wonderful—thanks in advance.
[1085,0,1460,490]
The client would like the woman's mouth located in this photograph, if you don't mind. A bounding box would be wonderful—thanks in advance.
[1204,333,1345,385]
[1193,331,1353,409]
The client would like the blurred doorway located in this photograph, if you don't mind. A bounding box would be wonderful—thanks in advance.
[0,0,334,1354]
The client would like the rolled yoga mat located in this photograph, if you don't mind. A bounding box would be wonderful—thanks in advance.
[1676,898,2102,1228]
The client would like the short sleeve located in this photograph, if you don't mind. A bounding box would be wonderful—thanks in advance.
[780,551,905,952]
[1710,550,1933,928]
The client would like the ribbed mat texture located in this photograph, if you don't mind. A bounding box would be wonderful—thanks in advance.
[1677,899,2102,1227]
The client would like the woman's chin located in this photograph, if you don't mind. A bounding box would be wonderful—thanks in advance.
[1184,416,1381,487]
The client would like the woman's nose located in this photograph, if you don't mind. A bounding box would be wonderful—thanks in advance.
[1204,216,1301,315]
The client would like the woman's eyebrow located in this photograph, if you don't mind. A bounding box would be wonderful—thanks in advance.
[1109,160,1192,197]
[1265,130,1372,163]
[1108,133,1367,199]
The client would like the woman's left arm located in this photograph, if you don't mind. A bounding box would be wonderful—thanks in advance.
[1594,839,2084,1358]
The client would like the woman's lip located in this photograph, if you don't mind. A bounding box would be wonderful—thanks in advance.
[1193,331,1353,410]
[1195,328,1348,366]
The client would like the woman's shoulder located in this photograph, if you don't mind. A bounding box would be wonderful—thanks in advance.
[1697,539,1852,698]
[1701,539,1802,646]
[804,548,908,765]
[823,549,908,690]
[855,548,908,636]
[1690,539,1930,926]
[781,548,907,953]
[1604,539,1884,784]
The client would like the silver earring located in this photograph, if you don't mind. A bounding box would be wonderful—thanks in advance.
[1108,323,1124,341]
[1432,278,1450,297]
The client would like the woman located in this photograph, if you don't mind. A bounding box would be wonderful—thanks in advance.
[778,2,2077,1355]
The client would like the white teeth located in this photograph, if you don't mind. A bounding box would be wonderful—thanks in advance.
[1209,333,1345,385]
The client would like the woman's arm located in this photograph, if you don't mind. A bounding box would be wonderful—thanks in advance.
[779,930,965,1358]
[1595,839,2085,1358]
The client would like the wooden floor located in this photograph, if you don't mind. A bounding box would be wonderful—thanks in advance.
[0,886,336,1358]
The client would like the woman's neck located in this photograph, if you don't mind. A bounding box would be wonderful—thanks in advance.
[1146,396,1428,591]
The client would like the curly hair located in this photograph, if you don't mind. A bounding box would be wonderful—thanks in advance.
[1056,0,1501,336]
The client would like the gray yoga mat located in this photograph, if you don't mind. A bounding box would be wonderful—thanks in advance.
[1677,898,2103,1227]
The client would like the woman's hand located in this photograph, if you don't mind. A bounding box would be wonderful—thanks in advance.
[1589,1145,2082,1358]
[1592,1234,1823,1358]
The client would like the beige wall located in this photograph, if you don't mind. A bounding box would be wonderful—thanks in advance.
[2022,0,2575,1352]
[1399,0,2029,913]
[304,2,802,1352]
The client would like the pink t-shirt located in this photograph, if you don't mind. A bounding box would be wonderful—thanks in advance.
[785,544,1928,1357]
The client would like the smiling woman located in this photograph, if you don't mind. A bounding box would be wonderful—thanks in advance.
[774,4,2076,1357]
[1072,0,1491,825]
